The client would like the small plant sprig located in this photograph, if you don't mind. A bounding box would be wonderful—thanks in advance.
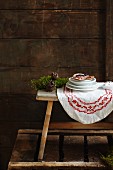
[100,147,113,168]
[31,72,68,91]
[31,75,51,90]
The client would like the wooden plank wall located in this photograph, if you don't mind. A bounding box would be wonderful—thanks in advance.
[0,0,107,170]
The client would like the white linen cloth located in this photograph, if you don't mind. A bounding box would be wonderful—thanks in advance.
[57,85,113,124]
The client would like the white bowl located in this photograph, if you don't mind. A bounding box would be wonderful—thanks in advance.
[69,77,96,86]
[67,82,97,89]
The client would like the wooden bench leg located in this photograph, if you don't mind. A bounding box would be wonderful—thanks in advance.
[38,101,53,161]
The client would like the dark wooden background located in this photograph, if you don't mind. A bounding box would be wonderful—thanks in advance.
[0,0,113,169]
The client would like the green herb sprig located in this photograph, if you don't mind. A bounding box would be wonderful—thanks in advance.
[31,75,68,91]
[100,147,113,168]
[31,76,51,90]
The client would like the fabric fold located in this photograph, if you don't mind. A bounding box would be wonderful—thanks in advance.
[57,86,113,124]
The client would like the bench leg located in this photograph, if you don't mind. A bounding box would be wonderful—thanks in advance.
[38,101,53,161]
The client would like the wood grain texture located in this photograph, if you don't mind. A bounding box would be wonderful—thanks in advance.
[49,122,113,130]
[10,133,38,162]
[0,0,107,169]
[18,128,113,135]
[105,0,113,81]
[8,162,106,169]
[0,10,105,39]
[0,0,106,10]
[0,38,105,93]
[0,39,105,67]
[0,67,105,93]
[8,130,106,169]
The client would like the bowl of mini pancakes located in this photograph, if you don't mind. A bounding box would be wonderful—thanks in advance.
[66,73,98,91]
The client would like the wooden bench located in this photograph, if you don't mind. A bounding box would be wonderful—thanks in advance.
[8,90,113,169]
[8,128,113,170]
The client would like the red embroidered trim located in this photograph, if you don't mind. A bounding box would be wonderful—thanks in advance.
[64,87,113,114]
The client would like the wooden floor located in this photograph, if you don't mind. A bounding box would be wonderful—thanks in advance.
[8,129,113,170]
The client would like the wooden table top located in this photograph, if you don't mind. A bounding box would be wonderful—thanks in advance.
[36,90,58,101]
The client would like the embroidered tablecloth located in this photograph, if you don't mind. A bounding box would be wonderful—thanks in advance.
[57,86,113,124]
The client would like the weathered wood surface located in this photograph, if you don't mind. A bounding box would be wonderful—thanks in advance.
[2,121,113,149]
[10,133,38,162]
[0,38,105,93]
[105,0,113,81]
[0,10,105,38]
[49,122,113,130]
[0,66,105,93]
[36,90,58,101]
[9,162,106,169]
[18,129,113,136]
[0,39,105,67]
[0,0,106,10]
[36,96,58,101]
[0,0,108,169]
[2,121,113,148]
[8,130,108,170]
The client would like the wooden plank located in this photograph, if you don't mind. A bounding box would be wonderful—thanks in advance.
[0,39,105,68]
[36,90,58,101]
[49,122,113,130]
[0,0,106,10]
[36,96,58,101]
[0,10,105,38]
[105,0,113,81]
[0,67,105,94]
[0,38,105,93]
[10,133,38,162]
[18,129,113,136]
[8,161,106,169]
